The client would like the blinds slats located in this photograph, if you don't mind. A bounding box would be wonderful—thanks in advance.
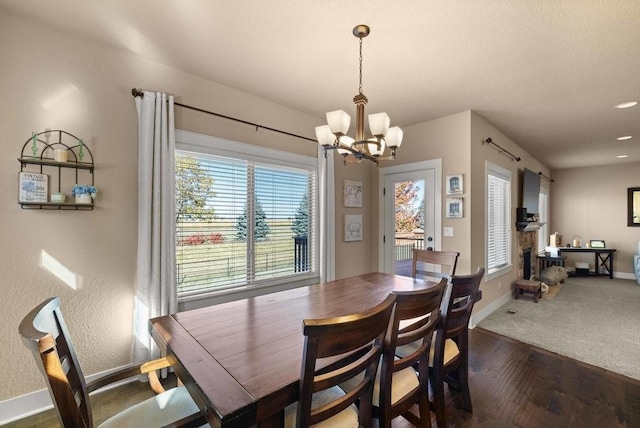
[176,150,316,296]
[487,168,511,271]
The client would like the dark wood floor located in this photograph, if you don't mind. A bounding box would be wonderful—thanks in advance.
[5,328,640,427]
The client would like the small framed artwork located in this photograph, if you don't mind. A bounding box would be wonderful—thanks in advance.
[446,198,463,218]
[345,214,363,241]
[589,240,606,248]
[19,172,48,203]
[344,180,363,208]
[446,174,463,195]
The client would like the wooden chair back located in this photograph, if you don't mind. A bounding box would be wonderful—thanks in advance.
[297,294,397,428]
[378,278,448,427]
[440,268,484,344]
[430,267,485,427]
[18,297,94,428]
[411,249,460,280]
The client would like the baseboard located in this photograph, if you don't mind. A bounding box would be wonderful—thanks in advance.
[469,290,512,328]
[0,364,135,425]
[615,272,636,280]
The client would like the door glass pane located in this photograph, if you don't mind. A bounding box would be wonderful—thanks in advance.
[394,179,425,276]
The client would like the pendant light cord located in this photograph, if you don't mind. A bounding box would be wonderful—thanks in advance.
[358,37,364,95]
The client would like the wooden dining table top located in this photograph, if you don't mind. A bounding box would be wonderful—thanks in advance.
[149,272,438,427]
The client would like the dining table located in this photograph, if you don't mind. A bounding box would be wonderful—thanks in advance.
[149,272,438,428]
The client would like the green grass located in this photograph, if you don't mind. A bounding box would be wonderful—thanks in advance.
[176,219,308,294]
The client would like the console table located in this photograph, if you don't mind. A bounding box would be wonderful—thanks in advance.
[558,247,616,279]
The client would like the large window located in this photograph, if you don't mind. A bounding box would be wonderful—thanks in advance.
[486,162,512,279]
[175,131,317,298]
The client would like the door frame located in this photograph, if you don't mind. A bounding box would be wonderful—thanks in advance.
[378,159,443,274]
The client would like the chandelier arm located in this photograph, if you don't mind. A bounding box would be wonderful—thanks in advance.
[326,141,380,165]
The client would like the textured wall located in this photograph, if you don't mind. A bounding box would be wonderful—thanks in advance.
[0,10,320,402]
[551,163,640,275]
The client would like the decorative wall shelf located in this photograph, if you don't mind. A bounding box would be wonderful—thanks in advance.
[18,130,95,210]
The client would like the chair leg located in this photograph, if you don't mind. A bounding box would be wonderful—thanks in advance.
[446,359,473,413]
[457,361,473,412]
[430,372,447,428]
[418,393,432,428]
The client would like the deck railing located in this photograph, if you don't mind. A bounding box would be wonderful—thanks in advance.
[394,237,425,261]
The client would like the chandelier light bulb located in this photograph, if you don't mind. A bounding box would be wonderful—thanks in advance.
[369,112,390,138]
[326,110,350,135]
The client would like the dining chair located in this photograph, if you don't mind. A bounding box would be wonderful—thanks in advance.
[285,294,397,428]
[411,249,460,280]
[376,277,448,427]
[18,297,206,428]
[399,268,484,428]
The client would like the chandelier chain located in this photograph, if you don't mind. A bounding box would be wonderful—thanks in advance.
[358,37,363,95]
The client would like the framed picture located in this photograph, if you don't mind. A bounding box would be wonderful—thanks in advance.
[446,174,463,195]
[344,180,363,207]
[590,240,606,249]
[344,214,363,241]
[19,172,48,203]
[446,198,463,218]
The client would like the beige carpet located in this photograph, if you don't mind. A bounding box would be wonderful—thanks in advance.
[478,277,640,380]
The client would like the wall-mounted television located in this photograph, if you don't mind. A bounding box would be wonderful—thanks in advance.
[522,168,541,217]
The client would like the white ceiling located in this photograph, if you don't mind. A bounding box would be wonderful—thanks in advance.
[2,0,639,170]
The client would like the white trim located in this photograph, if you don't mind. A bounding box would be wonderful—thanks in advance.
[377,159,443,273]
[615,272,636,280]
[318,149,335,282]
[485,264,513,282]
[469,290,512,327]
[0,364,136,425]
[175,129,315,170]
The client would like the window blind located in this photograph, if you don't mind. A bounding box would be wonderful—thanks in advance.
[175,149,316,297]
[487,165,511,272]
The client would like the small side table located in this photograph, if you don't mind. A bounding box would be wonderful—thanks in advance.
[514,279,542,303]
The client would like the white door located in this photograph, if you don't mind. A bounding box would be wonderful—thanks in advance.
[379,160,441,275]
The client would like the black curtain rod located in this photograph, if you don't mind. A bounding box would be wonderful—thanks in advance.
[538,171,554,182]
[131,88,316,143]
[481,137,521,162]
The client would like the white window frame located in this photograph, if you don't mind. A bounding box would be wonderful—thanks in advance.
[485,161,512,281]
[175,130,320,309]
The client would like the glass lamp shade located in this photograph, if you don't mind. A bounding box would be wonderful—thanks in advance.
[337,135,355,155]
[385,126,403,149]
[326,110,351,135]
[315,125,336,147]
[368,112,390,137]
[367,138,386,157]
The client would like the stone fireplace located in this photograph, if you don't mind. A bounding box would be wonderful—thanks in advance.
[517,231,538,279]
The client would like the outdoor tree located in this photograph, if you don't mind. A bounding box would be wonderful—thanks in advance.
[291,193,310,237]
[236,199,271,241]
[416,197,425,230]
[395,181,420,232]
[175,155,216,221]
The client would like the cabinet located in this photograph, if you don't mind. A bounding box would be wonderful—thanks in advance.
[18,130,95,210]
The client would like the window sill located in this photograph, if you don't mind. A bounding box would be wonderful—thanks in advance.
[485,265,512,282]
[178,274,320,311]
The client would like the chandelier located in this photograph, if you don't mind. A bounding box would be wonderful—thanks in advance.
[315,25,403,165]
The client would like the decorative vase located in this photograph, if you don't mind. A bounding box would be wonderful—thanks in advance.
[75,193,92,204]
